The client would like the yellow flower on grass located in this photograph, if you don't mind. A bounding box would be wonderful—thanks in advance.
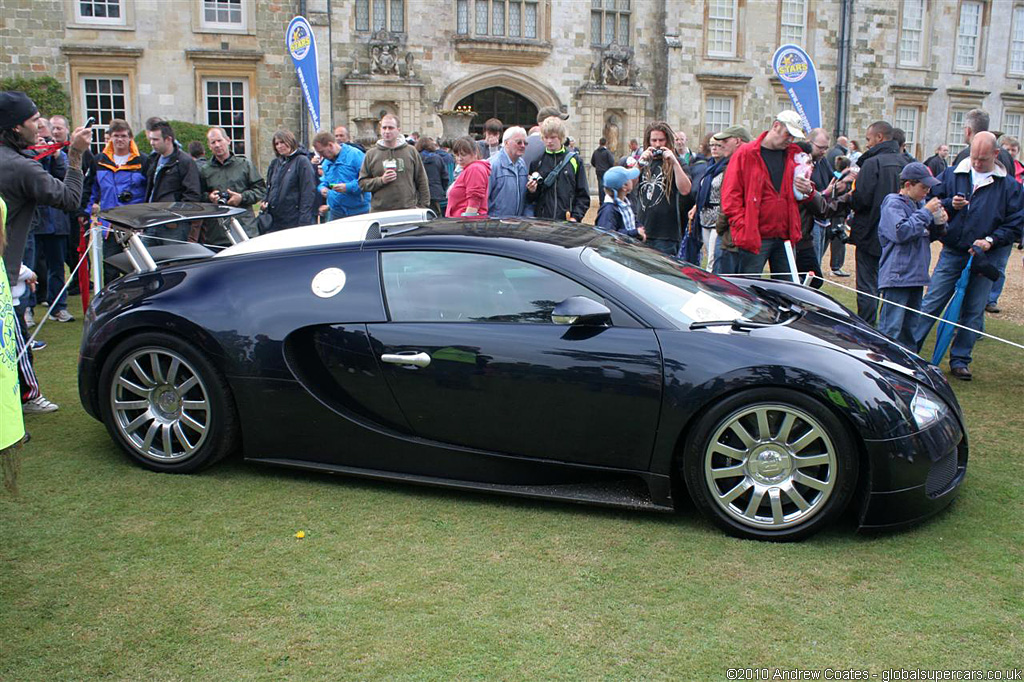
[294,530,305,539]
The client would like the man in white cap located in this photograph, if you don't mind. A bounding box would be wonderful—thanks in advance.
[720,110,815,277]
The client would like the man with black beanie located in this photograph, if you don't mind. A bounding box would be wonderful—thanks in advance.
[0,91,93,413]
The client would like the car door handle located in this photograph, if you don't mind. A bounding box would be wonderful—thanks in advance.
[380,352,431,368]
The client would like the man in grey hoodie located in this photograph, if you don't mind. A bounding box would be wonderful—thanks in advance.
[357,114,429,212]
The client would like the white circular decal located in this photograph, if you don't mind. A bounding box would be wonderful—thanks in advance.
[311,268,347,298]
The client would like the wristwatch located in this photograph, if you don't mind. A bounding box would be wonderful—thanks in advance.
[984,236,994,245]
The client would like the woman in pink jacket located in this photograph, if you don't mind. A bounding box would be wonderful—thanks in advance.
[445,136,491,217]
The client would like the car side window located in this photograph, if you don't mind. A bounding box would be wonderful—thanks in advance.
[381,251,599,323]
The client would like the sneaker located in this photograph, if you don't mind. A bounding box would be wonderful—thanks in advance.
[29,339,47,351]
[985,303,1000,313]
[831,269,851,277]
[48,309,74,323]
[23,309,35,328]
[23,396,59,414]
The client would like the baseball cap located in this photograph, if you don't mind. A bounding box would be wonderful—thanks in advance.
[603,165,640,191]
[537,106,568,122]
[900,161,941,187]
[775,111,806,139]
[712,125,752,143]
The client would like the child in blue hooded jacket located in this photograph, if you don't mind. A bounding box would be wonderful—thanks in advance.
[877,162,945,347]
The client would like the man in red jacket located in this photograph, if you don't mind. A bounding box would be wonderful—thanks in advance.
[721,111,815,277]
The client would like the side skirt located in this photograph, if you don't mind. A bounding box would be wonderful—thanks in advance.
[249,457,675,512]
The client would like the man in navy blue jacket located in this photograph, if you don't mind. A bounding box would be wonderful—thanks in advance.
[911,132,1024,380]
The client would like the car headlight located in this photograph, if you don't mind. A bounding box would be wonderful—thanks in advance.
[910,386,949,429]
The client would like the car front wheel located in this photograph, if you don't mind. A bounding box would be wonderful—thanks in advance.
[682,388,858,541]
[98,332,239,473]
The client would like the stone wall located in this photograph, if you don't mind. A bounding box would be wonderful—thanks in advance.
[3,0,1024,180]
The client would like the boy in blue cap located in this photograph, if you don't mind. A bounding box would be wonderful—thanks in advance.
[595,165,646,241]
[876,161,946,347]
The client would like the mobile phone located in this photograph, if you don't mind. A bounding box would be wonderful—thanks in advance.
[83,116,96,128]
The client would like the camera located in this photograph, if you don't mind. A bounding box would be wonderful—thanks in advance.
[652,148,664,158]
[117,190,133,203]
[529,172,543,183]
[217,190,231,204]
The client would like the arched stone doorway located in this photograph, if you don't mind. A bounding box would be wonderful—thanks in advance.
[456,87,538,137]
[437,68,563,137]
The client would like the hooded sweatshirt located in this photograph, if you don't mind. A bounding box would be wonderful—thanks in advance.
[357,138,430,211]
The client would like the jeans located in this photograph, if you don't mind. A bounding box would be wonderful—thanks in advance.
[855,247,880,326]
[912,246,1006,368]
[701,227,718,271]
[36,233,68,312]
[878,286,923,349]
[812,220,827,263]
[738,238,792,279]
[142,222,192,246]
[714,247,744,276]
[987,241,1013,305]
[647,238,680,257]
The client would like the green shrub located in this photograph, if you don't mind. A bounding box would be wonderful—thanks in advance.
[0,75,70,119]
[134,120,211,155]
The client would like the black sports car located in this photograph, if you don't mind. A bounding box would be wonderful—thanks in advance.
[78,204,967,541]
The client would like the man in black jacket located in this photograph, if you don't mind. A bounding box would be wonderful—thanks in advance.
[847,121,908,325]
[949,109,1016,177]
[590,137,615,197]
[0,91,92,414]
[144,120,202,244]
[924,144,949,178]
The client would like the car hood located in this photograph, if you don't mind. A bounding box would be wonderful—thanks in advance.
[770,309,956,402]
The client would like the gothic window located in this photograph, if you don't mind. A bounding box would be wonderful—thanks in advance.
[458,0,538,39]
[591,0,630,47]
[356,0,404,33]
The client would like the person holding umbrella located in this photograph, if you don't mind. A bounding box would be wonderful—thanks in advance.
[910,132,1024,380]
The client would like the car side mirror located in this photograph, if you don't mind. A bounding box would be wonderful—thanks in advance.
[551,296,612,326]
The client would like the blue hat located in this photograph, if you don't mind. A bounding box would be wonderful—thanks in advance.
[603,165,640,191]
[900,161,941,187]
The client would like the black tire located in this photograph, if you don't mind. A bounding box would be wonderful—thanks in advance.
[97,331,239,473]
[681,388,859,541]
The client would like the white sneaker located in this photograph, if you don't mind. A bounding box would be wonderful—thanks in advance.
[24,309,35,328]
[48,309,74,323]
[23,396,59,414]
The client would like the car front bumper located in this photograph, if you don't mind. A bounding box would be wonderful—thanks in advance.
[858,411,967,530]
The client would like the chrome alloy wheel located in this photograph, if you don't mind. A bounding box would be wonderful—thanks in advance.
[109,348,211,463]
[703,404,837,530]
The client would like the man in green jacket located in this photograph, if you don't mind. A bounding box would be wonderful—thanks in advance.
[358,114,429,212]
[200,127,266,242]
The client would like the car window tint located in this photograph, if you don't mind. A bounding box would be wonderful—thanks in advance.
[382,251,598,323]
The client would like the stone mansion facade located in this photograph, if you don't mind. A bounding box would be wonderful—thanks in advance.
[3,0,1024,181]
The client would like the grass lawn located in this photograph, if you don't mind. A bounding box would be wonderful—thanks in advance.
[2,292,1022,680]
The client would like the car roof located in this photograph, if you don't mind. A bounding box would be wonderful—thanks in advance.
[214,215,604,259]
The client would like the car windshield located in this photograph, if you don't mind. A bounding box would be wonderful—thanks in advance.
[581,236,776,329]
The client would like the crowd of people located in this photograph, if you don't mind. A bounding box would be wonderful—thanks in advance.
[1,89,1023,449]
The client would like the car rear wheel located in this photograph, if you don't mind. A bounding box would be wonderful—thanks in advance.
[682,388,858,541]
[98,332,238,473]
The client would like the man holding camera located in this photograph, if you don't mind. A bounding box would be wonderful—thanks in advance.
[199,126,266,241]
[635,121,693,256]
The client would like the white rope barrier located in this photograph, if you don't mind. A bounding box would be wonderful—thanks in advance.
[17,229,95,364]
[716,269,1024,352]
